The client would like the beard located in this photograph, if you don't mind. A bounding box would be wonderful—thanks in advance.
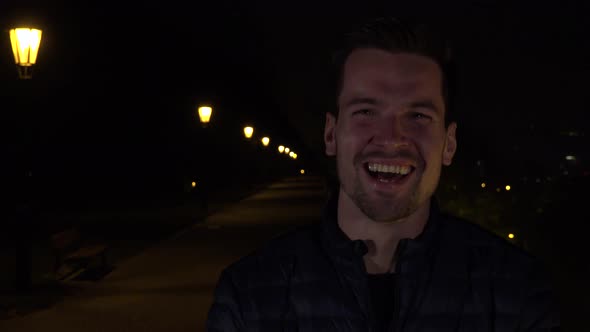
[340,149,425,223]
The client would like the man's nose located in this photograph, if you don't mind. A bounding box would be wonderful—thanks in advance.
[370,117,409,148]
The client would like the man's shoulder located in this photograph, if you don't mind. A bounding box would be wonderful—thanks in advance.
[438,213,540,273]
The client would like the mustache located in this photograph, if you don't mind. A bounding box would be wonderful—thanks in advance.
[353,150,423,167]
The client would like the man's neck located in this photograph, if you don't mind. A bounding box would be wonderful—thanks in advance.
[337,190,431,274]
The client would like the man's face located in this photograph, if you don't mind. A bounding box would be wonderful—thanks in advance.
[325,48,457,222]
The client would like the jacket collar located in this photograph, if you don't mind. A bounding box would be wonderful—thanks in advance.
[320,192,442,260]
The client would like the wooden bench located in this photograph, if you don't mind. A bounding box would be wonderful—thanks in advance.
[51,228,109,280]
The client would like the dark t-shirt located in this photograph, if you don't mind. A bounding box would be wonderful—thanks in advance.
[368,273,396,332]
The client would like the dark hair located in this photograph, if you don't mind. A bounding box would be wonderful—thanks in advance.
[332,17,456,126]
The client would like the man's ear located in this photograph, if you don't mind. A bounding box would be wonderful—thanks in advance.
[324,112,337,156]
[442,122,457,166]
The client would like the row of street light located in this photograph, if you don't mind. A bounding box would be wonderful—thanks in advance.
[197,105,300,160]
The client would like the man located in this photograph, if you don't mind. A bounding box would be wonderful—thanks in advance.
[207,17,560,331]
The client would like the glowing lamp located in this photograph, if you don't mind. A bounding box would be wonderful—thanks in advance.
[191,181,197,188]
[278,145,285,153]
[284,147,290,154]
[293,153,298,159]
[10,28,42,79]
[300,169,305,175]
[244,126,254,139]
[261,137,270,147]
[289,152,294,157]
[505,185,511,191]
[198,106,213,124]
[481,182,486,188]
[508,233,515,239]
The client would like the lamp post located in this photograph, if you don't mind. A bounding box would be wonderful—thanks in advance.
[10,27,43,293]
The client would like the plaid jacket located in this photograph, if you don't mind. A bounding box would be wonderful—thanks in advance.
[206,199,560,331]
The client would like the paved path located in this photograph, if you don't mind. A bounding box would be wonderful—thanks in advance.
[0,176,327,331]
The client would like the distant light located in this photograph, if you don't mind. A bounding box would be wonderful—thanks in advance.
[289,151,295,158]
[284,147,290,154]
[293,153,298,159]
[191,181,197,188]
[261,137,270,147]
[243,126,254,139]
[505,185,511,191]
[278,145,285,153]
[300,169,305,175]
[496,188,501,192]
[566,155,576,161]
[198,106,212,124]
[481,182,486,188]
[508,233,515,239]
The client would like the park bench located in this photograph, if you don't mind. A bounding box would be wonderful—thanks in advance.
[51,228,110,280]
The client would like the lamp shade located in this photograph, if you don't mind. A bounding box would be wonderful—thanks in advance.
[10,28,42,66]
[244,126,254,139]
[198,106,213,124]
[261,137,270,146]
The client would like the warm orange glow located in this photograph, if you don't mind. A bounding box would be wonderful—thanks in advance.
[244,126,254,138]
[191,181,197,188]
[278,145,285,153]
[300,169,305,175]
[10,28,42,66]
[261,137,270,146]
[293,153,298,159]
[198,106,212,124]
[481,182,486,188]
[508,233,515,239]
[505,185,511,191]
[284,147,290,154]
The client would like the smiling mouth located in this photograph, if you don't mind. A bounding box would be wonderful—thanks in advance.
[364,162,415,183]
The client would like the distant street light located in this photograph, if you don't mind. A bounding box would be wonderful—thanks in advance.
[481,182,486,188]
[508,233,515,239]
[300,169,305,175]
[278,145,285,153]
[197,106,213,127]
[289,151,295,158]
[191,181,197,188]
[243,126,254,139]
[261,137,270,147]
[505,185,511,191]
[292,153,298,160]
[284,147,290,154]
[10,28,42,79]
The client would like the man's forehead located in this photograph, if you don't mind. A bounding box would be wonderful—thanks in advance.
[343,49,442,83]
[339,49,443,102]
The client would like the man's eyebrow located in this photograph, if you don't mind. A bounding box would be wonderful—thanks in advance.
[409,100,440,112]
[343,97,380,108]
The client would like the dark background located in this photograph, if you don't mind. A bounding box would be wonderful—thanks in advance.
[0,0,589,327]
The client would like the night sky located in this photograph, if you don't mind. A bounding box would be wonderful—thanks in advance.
[1,1,589,205]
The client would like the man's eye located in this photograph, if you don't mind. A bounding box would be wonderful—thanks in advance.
[352,109,374,116]
[412,112,432,121]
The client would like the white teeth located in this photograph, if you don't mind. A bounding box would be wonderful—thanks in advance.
[367,163,411,175]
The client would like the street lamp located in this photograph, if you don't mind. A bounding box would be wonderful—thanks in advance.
[243,126,254,139]
[197,106,213,127]
[9,26,43,293]
[261,137,270,147]
[278,145,285,153]
[10,28,42,80]
[284,147,290,154]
